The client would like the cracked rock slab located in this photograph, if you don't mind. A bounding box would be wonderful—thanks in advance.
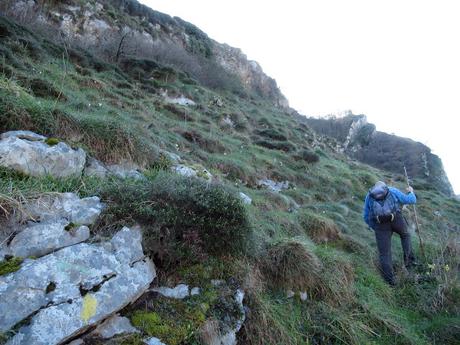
[25,193,104,225]
[1,227,156,345]
[0,135,86,178]
[7,219,90,259]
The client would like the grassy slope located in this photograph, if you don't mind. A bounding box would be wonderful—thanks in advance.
[0,15,459,345]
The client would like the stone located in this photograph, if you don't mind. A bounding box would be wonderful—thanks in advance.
[2,227,156,345]
[111,226,144,264]
[211,279,225,287]
[84,157,109,178]
[257,179,289,193]
[25,193,104,225]
[159,150,181,164]
[172,164,212,181]
[107,164,145,180]
[152,284,189,299]
[300,292,308,301]
[144,337,168,345]
[190,287,201,296]
[0,135,86,178]
[239,192,252,205]
[202,289,245,345]
[91,314,139,339]
[0,131,46,141]
[172,164,196,178]
[68,340,84,345]
[7,219,90,259]
[286,290,295,298]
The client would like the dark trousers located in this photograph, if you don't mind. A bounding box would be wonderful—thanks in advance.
[374,213,415,285]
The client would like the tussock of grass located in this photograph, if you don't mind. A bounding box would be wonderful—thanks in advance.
[261,239,322,292]
[298,210,342,244]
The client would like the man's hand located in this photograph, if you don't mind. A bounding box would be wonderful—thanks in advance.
[406,186,414,193]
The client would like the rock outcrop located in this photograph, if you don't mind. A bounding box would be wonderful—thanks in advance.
[304,114,454,196]
[1,227,156,345]
[0,131,86,178]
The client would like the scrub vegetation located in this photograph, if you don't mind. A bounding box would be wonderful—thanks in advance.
[0,6,459,345]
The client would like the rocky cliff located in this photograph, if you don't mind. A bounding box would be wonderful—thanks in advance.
[0,0,288,108]
[305,114,454,196]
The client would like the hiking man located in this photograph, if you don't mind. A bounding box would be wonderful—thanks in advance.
[363,181,417,285]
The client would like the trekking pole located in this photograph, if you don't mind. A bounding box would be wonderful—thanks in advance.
[403,166,426,259]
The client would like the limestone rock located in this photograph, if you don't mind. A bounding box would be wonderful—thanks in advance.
[172,164,212,181]
[144,337,168,345]
[0,130,46,141]
[0,134,86,178]
[2,227,156,345]
[7,219,90,259]
[91,314,139,339]
[107,164,145,180]
[25,193,104,225]
[239,192,252,205]
[152,284,189,299]
[257,179,289,192]
[84,157,109,178]
[202,289,246,345]
[190,287,201,296]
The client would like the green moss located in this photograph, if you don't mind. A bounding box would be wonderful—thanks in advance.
[0,257,23,276]
[44,137,60,146]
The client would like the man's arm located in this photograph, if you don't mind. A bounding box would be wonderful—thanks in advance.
[389,187,416,204]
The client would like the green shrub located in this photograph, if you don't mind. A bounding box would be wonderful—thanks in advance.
[293,149,319,163]
[253,128,287,141]
[102,172,251,264]
[253,139,295,152]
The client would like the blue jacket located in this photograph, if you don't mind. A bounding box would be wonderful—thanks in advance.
[363,187,416,229]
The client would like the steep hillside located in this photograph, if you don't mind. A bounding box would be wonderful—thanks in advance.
[305,114,454,196]
[0,2,459,345]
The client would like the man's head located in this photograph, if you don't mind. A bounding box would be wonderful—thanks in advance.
[370,181,388,200]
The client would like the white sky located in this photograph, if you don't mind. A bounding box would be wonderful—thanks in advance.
[141,0,460,194]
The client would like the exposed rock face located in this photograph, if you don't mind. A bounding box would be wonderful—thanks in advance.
[172,164,213,181]
[1,1,287,107]
[0,133,86,178]
[1,227,156,345]
[6,220,90,259]
[213,44,289,108]
[304,114,454,196]
[257,179,290,193]
[24,193,104,225]
[1,193,103,261]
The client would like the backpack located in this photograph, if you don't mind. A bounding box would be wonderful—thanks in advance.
[369,186,398,223]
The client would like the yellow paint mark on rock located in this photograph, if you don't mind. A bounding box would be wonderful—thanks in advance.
[80,294,97,324]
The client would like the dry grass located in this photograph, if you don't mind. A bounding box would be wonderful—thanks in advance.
[298,210,342,244]
[261,239,322,292]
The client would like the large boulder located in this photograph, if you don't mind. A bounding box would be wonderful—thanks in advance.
[0,132,86,178]
[1,227,156,345]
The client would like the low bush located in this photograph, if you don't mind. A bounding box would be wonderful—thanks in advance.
[293,149,320,163]
[253,128,287,141]
[253,138,295,152]
[175,129,225,153]
[101,172,251,266]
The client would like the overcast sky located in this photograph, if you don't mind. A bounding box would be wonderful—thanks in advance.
[141,0,460,194]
